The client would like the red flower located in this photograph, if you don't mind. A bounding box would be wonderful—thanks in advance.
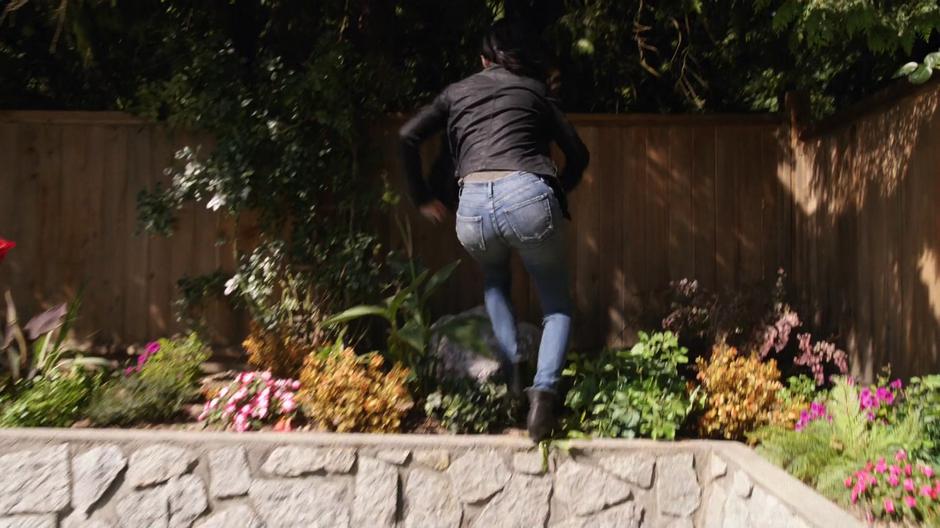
[0,238,14,264]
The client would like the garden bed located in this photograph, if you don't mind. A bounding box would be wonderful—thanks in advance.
[0,429,858,528]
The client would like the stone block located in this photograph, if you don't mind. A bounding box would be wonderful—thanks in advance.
[208,447,251,498]
[127,445,197,488]
[447,451,511,503]
[72,445,127,515]
[554,460,632,516]
[656,453,700,517]
[0,444,70,514]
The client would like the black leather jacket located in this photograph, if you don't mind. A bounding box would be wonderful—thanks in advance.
[399,65,589,217]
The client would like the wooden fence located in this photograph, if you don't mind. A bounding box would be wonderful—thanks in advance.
[1,85,938,378]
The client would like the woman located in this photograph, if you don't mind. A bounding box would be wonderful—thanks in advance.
[399,20,589,441]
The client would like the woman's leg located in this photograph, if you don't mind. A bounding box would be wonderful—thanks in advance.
[518,229,572,392]
[480,254,521,367]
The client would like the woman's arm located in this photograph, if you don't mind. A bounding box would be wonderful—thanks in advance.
[399,92,449,206]
[547,98,589,193]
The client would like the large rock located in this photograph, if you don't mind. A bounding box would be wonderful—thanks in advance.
[512,451,547,475]
[471,474,552,528]
[126,445,197,488]
[554,460,632,516]
[353,457,398,528]
[0,515,57,528]
[553,502,643,528]
[429,306,541,382]
[403,468,462,528]
[166,475,208,528]
[208,447,251,498]
[375,449,410,465]
[60,512,113,528]
[194,505,263,528]
[747,487,800,528]
[656,453,701,517]
[446,451,511,503]
[0,444,70,514]
[413,450,450,471]
[72,445,127,515]
[702,485,727,528]
[600,453,655,489]
[116,487,169,528]
[249,478,349,528]
[261,447,355,477]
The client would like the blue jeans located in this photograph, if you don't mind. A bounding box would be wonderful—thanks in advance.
[455,171,573,392]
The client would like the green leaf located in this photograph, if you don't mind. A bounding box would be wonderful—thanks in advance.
[924,52,940,70]
[909,63,933,85]
[421,260,461,303]
[895,61,919,78]
[396,320,426,353]
[322,305,389,326]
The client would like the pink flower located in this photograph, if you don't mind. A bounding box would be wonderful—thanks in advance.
[261,371,272,382]
[896,450,908,462]
[906,465,913,477]
[145,341,161,355]
[0,238,16,264]
[291,380,301,390]
[884,498,896,514]
[904,496,916,508]
[891,379,903,390]
[875,458,888,473]
[281,398,297,413]
[905,478,915,492]
[921,485,934,498]
[888,474,900,486]
[851,487,860,503]
[924,466,935,478]
[844,476,854,488]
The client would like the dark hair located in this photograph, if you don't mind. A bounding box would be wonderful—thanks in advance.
[481,19,546,78]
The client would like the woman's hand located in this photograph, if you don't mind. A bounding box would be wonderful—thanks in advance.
[419,200,448,224]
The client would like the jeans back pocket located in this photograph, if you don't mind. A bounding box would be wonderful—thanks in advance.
[455,213,486,253]
[504,194,555,245]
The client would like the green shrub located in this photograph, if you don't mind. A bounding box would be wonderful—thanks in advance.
[424,379,519,434]
[87,334,209,426]
[562,331,701,440]
[0,372,100,427]
[903,375,940,466]
[752,378,923,500]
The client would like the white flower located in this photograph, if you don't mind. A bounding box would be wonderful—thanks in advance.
[207,193,226,211]
[224,275,240,296]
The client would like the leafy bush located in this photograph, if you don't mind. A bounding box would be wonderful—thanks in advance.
[323,260,460,389]
[424,380,519,434]
[563,331,700,440]
[200,371,299,432]
[753,378,923,500]
[0,371,100,427]
[660,271,848,386]
[695,344,782,440]
[242,322,316,379]
[87,334,209,426]
[297,342,413,433]
[847,449,940,524]
[903,375,940,466]
[768,374,819,428]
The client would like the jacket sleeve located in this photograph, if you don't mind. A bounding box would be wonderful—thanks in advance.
[399,91,449,206]
[547,97,589,193]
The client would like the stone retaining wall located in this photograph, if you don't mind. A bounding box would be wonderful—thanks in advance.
[0,429,861,528]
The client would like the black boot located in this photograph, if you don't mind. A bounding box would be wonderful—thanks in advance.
[526,388,555,442]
